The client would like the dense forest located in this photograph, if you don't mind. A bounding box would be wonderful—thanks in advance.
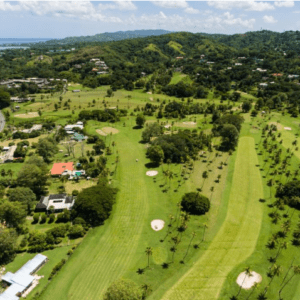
[1,30,300,111]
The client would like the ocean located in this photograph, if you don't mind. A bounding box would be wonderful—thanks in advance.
[0,38,52,49]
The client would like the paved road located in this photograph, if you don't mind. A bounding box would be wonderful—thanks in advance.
[0,110,5,132]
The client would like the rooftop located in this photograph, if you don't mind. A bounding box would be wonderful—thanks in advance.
[0,254,47,300]
[51,162,74,175]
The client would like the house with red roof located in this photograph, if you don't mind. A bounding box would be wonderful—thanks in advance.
[51,162,74,176]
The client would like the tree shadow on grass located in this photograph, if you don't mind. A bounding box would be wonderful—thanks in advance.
[145,162,159,169]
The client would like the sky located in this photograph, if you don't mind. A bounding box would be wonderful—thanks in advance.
[0,0,299,38]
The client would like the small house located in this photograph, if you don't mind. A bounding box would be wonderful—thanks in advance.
[72,133,86,142]
[35,194,75,212]
[50,162,74,176]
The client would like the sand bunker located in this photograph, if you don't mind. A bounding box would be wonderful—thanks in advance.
[96,127,119,136]
[236,271,262,289]
[149,97,153,101]
[146,170,158,176]
[183,122,196,125]
[284,127,292,131]
[102,127,119,135]
[164,124,171,128]
[14,112,39,118]
[151,219,165,231]
[96,129,107,136]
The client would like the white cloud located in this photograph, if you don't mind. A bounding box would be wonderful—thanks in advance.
[263,15,278,23]
[274,0,294,7]
[152,1,199,14]
[151,1,188,9]
[184,7,199,14]
[207,1,275,11]
[125,10,255,32]
[0,1,123,22]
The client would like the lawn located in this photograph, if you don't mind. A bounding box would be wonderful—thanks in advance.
[159,136,264,300]
[38,120,232,300]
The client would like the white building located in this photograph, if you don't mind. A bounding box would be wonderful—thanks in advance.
[35,194,75,212]
[0,254,47,300]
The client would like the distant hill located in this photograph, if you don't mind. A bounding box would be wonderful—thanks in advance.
[210,30,300,52]
[46,30,172,44]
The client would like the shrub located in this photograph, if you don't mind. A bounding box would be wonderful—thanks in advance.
[72,190,79,196]
[48,259,66,280]
[181,192,210,215]
[48,214,55,223]
[69,225,85,239]
[40,213,47,224]
[104,279,143,300]
[33,213,40,224]
[46,225,68,238]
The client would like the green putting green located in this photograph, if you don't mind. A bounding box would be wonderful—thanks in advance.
[161,136,264,300]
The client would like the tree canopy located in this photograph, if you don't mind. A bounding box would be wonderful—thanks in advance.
[103,279,143,300]
[72,184,118,226]
[8,187,36,212]
[181,192,210,215]
[0,228,17,265]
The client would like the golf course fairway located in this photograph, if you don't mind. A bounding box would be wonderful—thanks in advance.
[161,136,264,300]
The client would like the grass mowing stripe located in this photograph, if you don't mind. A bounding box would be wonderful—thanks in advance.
[161,137,264,300]
[39,130,149,300]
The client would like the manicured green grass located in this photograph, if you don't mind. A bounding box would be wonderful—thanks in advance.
[160,136,264,300]
[38,121,232,300]
[218,114,300,299]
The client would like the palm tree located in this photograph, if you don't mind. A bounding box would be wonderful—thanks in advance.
[237,267,252,296]
[210,186,214,201]
[278,265,300,298]
[170,246,177,263]
[145,247,153,268]
[182,232,196,261]
[202,223,208,242]
[141,283,152,298]
[280,258,295,288]
[168,171,174,189]
[265,264,282,295]
[274,241,287,261]
[202,171,208,188]
[246,282,258,300]
[175,202,182,226]
[111,141,116,153]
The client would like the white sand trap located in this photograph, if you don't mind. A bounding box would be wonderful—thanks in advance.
[284,127,292,131]
[164,124,171,128]
[146,170,158,176]
[14,112,39,118]
[96,129,107,136]
[236,271,262,290]
[151,219,165,231]
[183,122,196,125]
[102,127,119,135]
